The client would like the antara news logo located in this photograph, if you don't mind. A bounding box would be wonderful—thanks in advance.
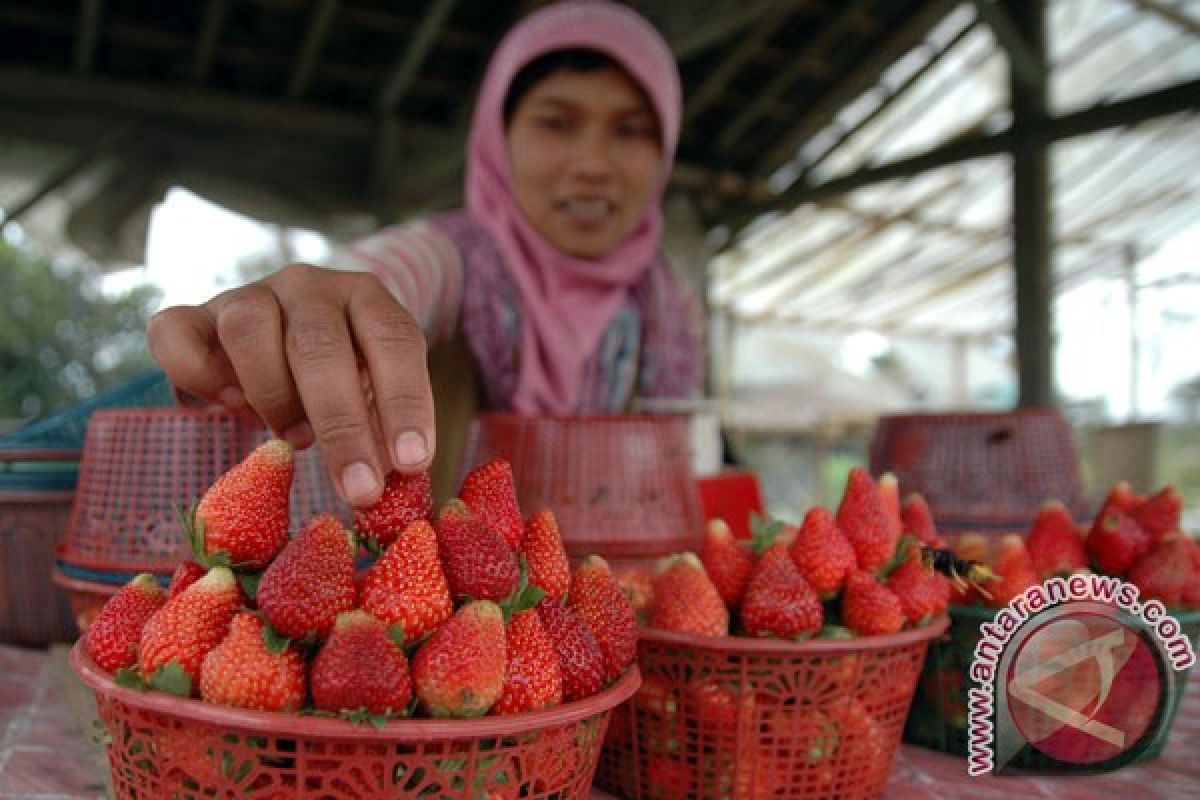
[966,573,1195,775]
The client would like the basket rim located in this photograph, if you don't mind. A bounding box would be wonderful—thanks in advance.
[637,615,949,654]
[52,568,143,594]
[70,641,640,740]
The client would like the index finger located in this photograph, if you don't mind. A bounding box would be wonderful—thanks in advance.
[146,305,241,406]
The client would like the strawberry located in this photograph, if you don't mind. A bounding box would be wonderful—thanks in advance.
[359,518,453,644]
[1133,486,1183,543]
[138,566,241,692]
[412,600,507,717]
[1101,481,1144,515]
[535,598,605,702]
[460,458,523,550]
[699,518,755,608]
[493,609,562,714]
[1128,535,1194,606]
[885,555,949,625]
[190,438,294,569]
[256,513,356,640]
[617,568,656,620]
[835,701,889,792]
[1026,501,1088,579]
[198,612,305,712]
[84,573,166,672]
[1086,508,1151,575]
[1182,574,1200,609]
[435,499,519,602]
[353,470,432,548]
[311,610,412,715]
[788,506,856,596]
[521,509,570,602]
[842,570,905,635]
[740,547,823,638]
[878,472,903,541]
[987,534,1040,607]
[901,492,942,548]
[167,561,206,600]
[836,467,898,573]
[566,555,637,681]
[648,553,729,637]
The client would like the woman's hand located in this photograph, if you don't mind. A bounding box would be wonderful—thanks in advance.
[147,263,435,508]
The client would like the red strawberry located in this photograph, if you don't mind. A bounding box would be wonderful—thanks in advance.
[617,568,656,621]
[1182,574,1200,609]
[256,513,356,640]
[1086,508,1151,575]
[84,573,166,672]
[835,701,890,792]
[648,553,729,637]
[1026,501,1087,579]
[493,609,562,714]
[788,506,856,596]
[1101,481,1144,515]
[699,518,754,608]
[412,600,507,717]
[902,492,942,548]
[353,470,432,548]
[836,467,898,573]
[1128,535,1194,606]
[987,534,1040,607]
[460,458,523,550]
[567,555,637,681]
[878,472,903,540]
[138,566,241,692]
[191,438,294,568]
[522,509,570,602]
[435,499,519,601]
[198,612,305,712]
[167,561,206,600]
[885,555,949,625]
[740,547,823,638]
[359,518,453,644]
[842,570,905,635]
[535,598,605,702]
[1133,486,1183,543]
[311,610,412,715]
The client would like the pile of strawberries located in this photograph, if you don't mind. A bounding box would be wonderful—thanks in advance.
[82,440,637,724]
[948,481,1199,609]
[629,466,951,640]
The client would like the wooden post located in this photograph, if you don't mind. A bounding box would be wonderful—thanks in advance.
[1007,0,1054,408]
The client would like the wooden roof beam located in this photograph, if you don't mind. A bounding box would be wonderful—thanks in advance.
[714,0,877,154]
[969,0,1045,89]
[375,0,457,114]
[669,1,792,61]
[287,0,340,99]
[192,0,229,84]
[75,0,103,74]
[1130,0,1200,38]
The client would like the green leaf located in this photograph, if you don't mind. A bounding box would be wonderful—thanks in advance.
[513,584,546,615]
[387,622,407,649]
[816,625,855,640]
[114,667,148,690]
[340,708,389,730]
[749,512,786,554]
[148,663,192,697]
[881,534,920,579]
[238,572,261,601]
[262,625,291,654]
[361,532,383,559]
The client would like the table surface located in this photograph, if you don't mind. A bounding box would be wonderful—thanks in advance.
[1,643,1196,799]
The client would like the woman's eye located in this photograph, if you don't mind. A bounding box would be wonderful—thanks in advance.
[537,116,570,132]
[617,121,655,140]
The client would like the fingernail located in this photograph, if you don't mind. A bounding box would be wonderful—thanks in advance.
[283,422,314,449]
[393,431,429,467]
[219,386,245,408]
[341,462,380,505]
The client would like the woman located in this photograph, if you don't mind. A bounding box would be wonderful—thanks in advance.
[148,1,702,506]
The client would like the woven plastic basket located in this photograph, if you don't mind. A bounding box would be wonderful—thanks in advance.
[72,642,639,800]
[460,414,703,561]
[58,408,349,576]
[869,410,1091,541]
[595,619,948,800]
[51,569,124,634]
[904,603,1200,769]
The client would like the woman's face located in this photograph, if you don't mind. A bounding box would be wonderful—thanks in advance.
[506,65,663,259]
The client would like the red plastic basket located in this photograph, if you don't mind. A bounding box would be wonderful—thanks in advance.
[51,569,120,634]
[72,641,639,800]
[460,414,704,560]
[59,408,349,575]
[869,410,1089,538]
[595,619,948,800]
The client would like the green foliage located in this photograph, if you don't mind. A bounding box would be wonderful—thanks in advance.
[0,239,160,419]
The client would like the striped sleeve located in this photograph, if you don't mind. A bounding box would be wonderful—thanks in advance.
[331,220,464,344]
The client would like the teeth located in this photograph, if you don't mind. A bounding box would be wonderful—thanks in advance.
[564,199,610,219]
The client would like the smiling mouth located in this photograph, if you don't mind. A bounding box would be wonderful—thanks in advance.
[560,198,614,224]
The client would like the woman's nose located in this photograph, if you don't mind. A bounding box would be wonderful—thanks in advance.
[568,127,615,180]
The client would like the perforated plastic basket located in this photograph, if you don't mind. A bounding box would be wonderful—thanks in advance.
[869,410,1090,539]
[460,414,703,560]
[51,570,120,635]
[595,619,948,800]
[72,642,639,800]
[59,408,349,575]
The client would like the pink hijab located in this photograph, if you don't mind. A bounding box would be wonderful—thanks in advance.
[465,0,683,414]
